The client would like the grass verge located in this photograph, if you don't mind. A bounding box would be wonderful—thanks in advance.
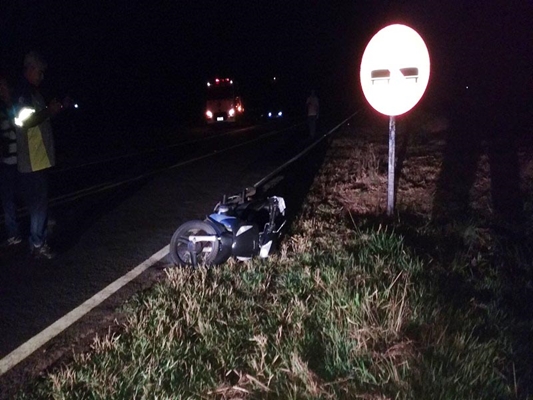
[16,114,533,399]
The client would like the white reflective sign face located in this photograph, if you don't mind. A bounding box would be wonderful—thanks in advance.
[360,24,430,116]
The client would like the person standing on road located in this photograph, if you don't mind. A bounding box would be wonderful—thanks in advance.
[0,72,22,247]
[13,51,65,259]
[306,89,319,138]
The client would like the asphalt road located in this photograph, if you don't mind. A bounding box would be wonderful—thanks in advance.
[0,117,338,392]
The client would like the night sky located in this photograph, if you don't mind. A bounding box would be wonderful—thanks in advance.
[1,1,532,132]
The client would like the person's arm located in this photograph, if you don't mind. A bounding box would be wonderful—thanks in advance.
[16,98,63,128]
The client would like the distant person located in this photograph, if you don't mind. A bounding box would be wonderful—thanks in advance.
[306,90,319,138]
[13,51,65,259]
[0,72,22,247]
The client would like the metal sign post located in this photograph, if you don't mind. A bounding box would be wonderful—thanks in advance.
[359,24,430,216]
[387,116,396,216]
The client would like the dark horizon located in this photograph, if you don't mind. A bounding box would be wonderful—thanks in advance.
[1,1,532,132]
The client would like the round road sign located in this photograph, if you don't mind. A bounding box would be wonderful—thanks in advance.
[360,24,430,116]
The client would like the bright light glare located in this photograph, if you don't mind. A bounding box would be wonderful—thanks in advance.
[206,110,213,119]
[228,108,235,117]
[268,112,272,118]
[74,104,79,108]
[360,24,430,116]
[278,111,283,117]
[14,107,35,127]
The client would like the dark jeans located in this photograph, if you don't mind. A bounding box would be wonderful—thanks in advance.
[0,163,20,238]
[308,115,317,138]
[20,169,49,247]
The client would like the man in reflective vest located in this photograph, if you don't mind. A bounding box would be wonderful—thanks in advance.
[14,51,64,259]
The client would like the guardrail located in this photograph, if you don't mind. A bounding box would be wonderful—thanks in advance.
[253,109,362,191]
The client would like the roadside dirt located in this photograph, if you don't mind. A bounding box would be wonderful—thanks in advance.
[321,111,533,230]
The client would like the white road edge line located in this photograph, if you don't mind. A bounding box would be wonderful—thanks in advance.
[0,114,358,377]
[0,245,170,377]
[0,122,299,376]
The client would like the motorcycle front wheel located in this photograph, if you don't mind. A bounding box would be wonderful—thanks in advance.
[169,220,221,267]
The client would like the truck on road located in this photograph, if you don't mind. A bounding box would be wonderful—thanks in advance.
[205,78,243,124]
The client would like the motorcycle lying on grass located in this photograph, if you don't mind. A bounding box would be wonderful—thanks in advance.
[169,187,286,267]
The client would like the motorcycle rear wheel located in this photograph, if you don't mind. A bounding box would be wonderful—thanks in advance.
[169,220,221,266]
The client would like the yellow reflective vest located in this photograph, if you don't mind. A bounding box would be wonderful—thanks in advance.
[15,84,55,173]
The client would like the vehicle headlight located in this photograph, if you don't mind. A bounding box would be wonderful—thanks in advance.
[206,110,213,119]
[228,108,235,117]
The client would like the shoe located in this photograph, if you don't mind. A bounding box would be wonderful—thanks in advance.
[31,243,56,260]
[5,236,22,246]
